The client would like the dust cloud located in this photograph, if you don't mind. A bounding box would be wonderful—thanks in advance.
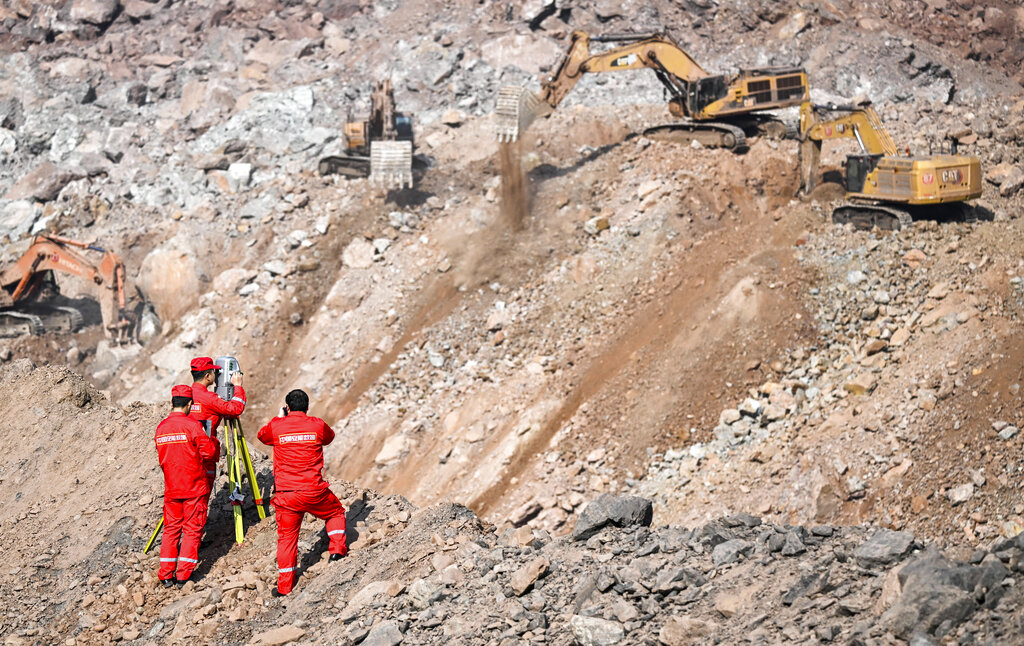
[499,140,528,230]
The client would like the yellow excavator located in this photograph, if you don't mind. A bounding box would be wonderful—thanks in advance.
[319,79,415,189]
[495,31,809,150]
[799,101,982,230]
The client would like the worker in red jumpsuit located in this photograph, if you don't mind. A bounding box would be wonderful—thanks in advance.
[257,389,347,596]
[155,385,220,586]
[188,356,246,488]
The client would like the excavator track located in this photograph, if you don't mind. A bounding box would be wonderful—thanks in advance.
[831,202,913,231]
[34,304,85,334]
[0,304,86,338]
[642,121,747,151]
[369,140,414,189]
[0,311,44,338]
[318,154,371,178]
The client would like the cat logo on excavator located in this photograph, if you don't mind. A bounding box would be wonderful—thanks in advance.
[610,53,638,67]
[942,168,963,184]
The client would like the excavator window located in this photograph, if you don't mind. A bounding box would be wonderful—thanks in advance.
[776,75,806,101]
[846,154,883,194]
[747,79,772,105]
[395,115,414,143]
[690,76,728,115]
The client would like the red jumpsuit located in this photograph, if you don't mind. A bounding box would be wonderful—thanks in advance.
[258,412,347,594]
[155,411,220,582]
[189,382,246,488]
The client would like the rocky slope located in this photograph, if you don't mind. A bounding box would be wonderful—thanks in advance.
[3,365,1024,645]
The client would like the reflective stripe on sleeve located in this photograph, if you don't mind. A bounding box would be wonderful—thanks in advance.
[279,567,296,573]
[232,397,245,404]
[327,530,346,536]
[178,557,198,564]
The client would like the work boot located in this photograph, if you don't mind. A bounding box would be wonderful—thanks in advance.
[329,553,345,562]
[160,579,175,589]
[271,589,287,598]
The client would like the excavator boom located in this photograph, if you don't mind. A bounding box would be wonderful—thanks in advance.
[799,102,899,157]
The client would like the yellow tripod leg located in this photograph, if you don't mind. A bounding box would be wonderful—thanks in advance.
[236,422,266,519]
[144,516,164,554]
[227,422,244,543]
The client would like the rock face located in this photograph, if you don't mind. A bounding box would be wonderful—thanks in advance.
[572,494,654,540]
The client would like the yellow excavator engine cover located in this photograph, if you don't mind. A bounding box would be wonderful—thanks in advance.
[853,155,982,205]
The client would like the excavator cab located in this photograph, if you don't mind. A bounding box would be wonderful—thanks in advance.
[683,76,728,117]
[845,154,884,194]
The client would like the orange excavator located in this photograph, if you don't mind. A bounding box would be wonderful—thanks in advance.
[0,233,149,341]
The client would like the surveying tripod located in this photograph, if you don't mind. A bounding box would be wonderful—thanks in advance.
[143,418,266,552]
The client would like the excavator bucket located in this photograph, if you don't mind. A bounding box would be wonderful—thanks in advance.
[494,86,550,143]
[369,140,413,189]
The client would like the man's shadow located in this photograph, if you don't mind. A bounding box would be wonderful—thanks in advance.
[297,495,373,573]
[189,465,273,581]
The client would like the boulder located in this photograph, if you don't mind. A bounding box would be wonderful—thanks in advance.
[441,109,465,126]
[342,237,375,269]
[251,625,305,646]
[711,539,752,566]
[70,0,120,25]
[215,267,257,294]
[510,556,549,595]
[1000,167,1024,197]
[0,97,23,130]
[569,615,624,646]
[136,238,202,322]
[408,577,444,609]
[658,616,718,645]
[854,529,916,568]
[4,162,82,202]
[882,548,1007,639]
[572,494,653,541]
[0,200,40,240]
[945,483,974,505]
[360,621,403,646]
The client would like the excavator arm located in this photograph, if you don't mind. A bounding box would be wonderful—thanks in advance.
[538,31,708,110]
[0,234,130,336]
[496,31,707,142]
[799,102,901,193]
